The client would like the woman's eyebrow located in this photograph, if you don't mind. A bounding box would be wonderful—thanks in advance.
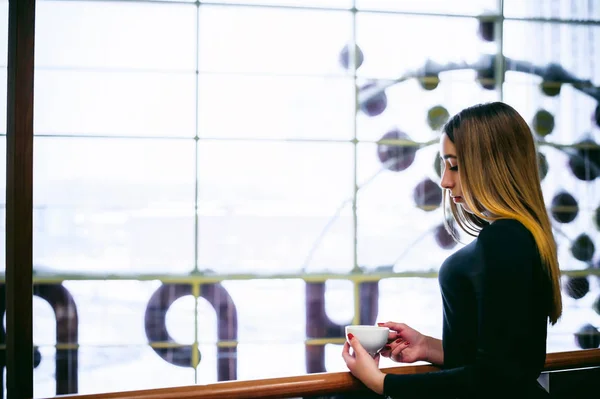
[442,154,457,160]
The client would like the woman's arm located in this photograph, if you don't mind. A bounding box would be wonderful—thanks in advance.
[378,322,444,366]
[343,333,443,394]
[424,335,444,366]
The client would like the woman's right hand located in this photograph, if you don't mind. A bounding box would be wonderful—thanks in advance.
[377,322,429,364]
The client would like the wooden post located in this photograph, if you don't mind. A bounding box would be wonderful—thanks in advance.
[5,0,36,398]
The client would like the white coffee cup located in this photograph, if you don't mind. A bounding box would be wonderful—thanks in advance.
[345,325,390,356]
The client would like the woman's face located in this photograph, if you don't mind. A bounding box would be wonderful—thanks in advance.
[439,133,473,213]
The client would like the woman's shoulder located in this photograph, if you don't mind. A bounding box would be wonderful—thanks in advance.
[479,218,532,241]
[476,218,537,257]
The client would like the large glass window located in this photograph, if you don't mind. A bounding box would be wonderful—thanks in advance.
[0,0,599,397]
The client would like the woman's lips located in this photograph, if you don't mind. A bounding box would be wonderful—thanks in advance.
[452,196,463,203]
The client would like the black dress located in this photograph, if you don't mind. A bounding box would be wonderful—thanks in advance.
[383,219,551,398]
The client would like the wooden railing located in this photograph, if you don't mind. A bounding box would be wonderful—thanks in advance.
[41,349,600,399]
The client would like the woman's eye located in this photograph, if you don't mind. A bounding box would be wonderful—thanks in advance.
[449,166,458,171]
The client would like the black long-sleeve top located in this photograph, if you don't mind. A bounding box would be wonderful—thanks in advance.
[383,219,551,398]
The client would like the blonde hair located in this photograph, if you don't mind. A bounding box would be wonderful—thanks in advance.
[442,102,562,324]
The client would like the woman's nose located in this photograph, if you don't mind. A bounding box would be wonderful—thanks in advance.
[440,170,453,190]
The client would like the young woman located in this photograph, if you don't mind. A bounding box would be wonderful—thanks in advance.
[342,102,562,398]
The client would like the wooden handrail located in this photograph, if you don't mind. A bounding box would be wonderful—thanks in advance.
[539,348,600,371]
[44,349,600,399]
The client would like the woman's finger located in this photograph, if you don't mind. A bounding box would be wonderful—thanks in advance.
[347,334,369,358]
[341,342,354,364]
[390,340,409,359]
[342,341,352,355]
[386,330,399,341]
[378,321,408,333]
[379,344,393,358]
[389,338,406,347]
[382,337,405,356]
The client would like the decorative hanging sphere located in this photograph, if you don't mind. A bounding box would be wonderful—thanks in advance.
[532,109,555,137]
[359,82,388,117]
[550,192,578,223]
[418,74,440,91]
[377,129,417,172]
[434,222,457,250]
[540,82,561,97]
[478,20,494,42]
[339,44,364,70]
[539,64,564,97]
[538,152,548,181]
[476,63,496,90]
[413,179,443,211]
[593,294,600,316]
[427,105,450,131]
[564,276,590,299]
[434,152,442,178]
[574,324,600,349]
[34,347,42,368]
[571,234,595,262]
[567,139,600,181]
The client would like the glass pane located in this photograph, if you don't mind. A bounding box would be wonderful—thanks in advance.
[204,0,351,8]
[497,2,600,360]
[504,0,600,20]
[198,6,352,74]
[356,80,499,142]
[356,13,493,80]
[503,21,600,95]
[34,70,196,137]
[30,280,197,396]
[502,82,597,146]
[503,19,600,276]
[0,1,7,67]
[324,279,354,326]
[378,278,443,341]
[198,75,354,139]
[61,281,162,345]
[503,94,598,204]
[197,141,354,274]
[324,343,347,371]
[32,294,58,398]
[535,145,600,271]
[33,137,196,274]
[549,276,600,353]
[36,1,197,70]
[357,143,470,271]
[0,67,6,133]
[78,346,195,393]
[377,277,443,368]
[356,0,498,16]
[19,0,600,396]
[163,293,220,384]
[225,280,305,342]
[33,345,197,397]
[34,346,57,398]
[237,343,306,379]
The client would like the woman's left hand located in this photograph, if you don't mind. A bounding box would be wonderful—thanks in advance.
[342,334,386,395]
